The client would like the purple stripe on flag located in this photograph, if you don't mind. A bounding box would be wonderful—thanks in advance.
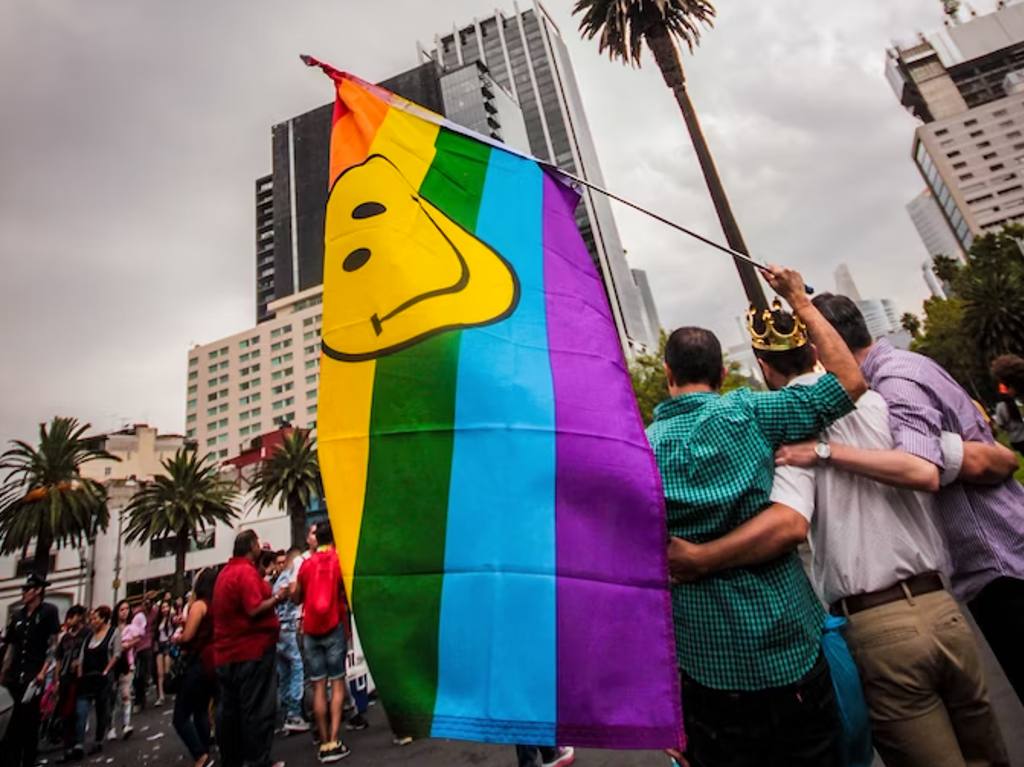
[542,172,684,750]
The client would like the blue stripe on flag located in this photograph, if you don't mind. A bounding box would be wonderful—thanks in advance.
[431,151,557,742]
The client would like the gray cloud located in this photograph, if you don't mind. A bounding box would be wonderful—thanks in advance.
[0,0,959,445]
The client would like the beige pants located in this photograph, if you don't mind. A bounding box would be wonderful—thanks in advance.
[843,589,1008,767]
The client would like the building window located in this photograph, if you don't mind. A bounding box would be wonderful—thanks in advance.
[991,163,1006,171]
[964,118,978,127]
[935,128,949,136]
[306,389,317,399]
[969,130,984,138]
[946,150,961,158]
[953,161,967,169]
[305,373,318,385]
[977,141,991,148]
[188,371,198,381]
[994,109,1009,117]
[187,398,197,410]
[983,152,997,160]
[305,359,318,370]
[187,385,197,395]
[206,437,217,447]
[189,357,198,368]
[304,345,317,356]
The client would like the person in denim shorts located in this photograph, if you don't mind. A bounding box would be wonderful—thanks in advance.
[293,522,351,764]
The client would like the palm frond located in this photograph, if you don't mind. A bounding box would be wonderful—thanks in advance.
[248,429,321,515]
[574,0,715,65]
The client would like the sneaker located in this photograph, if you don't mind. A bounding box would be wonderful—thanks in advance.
[106,729,118,742]
[155,697,164,707]
[541,747,575,767]
[318,741,351,763]
[344,713,369,731]
[283,716,311,733]
[391,735,413,747]
[122,725,134,740]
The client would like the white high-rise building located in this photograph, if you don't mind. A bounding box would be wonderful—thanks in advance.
[187,287,324,462]
[834,263,863,302]
[906,188,966,261]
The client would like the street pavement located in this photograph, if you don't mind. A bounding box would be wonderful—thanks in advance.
[34,627,1024,767]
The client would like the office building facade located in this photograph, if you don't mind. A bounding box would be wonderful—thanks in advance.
[427,1,654,351]
[888,3,1024,254]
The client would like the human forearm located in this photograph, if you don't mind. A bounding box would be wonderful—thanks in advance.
[764,267,867,401]
[668,503,809,582]
[829,443,940,492]
[246,596,280,618]
[961,441,1020,484]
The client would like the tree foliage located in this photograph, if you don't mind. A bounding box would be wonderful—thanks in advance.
[900,312,921,337]
[574,0,715,64]
[248,428,321,549]
[123,448,238,596]
[913,226,1024,402]
[0,417,114,577]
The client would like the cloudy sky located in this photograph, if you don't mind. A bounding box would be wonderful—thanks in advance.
[0,0,966,446]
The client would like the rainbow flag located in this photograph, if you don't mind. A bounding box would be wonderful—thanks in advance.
[313,63,682,750]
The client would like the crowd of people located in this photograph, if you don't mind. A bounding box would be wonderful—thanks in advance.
[0,265,1022,767]
[0,521,379,767]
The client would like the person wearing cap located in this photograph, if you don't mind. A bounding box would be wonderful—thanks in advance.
[671,304,1009,767]
[0,574,61,767]
[649,266,867,767]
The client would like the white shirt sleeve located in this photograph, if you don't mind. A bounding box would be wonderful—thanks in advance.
[769,465,816,523]
[939,431,965,487]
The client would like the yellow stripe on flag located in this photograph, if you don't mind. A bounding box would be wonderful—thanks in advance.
[319,99,440,602]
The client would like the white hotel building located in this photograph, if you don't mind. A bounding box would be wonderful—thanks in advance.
[187,286,324,460]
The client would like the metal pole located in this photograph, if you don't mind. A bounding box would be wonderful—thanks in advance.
[537,160,815,294]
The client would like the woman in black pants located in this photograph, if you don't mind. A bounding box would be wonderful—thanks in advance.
[74,606,118,757]
[173,568,218,767]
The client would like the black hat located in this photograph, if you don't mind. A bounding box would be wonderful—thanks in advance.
[21,573,49,590]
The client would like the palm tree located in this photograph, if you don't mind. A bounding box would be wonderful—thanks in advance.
[0,417,114,578]
[932,254,962,288]
[248,428,321,549]
[574,0,767,310]
[123,448,239,597]
[900,312,921,338]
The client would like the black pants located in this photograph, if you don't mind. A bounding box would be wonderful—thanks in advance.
[681,653,842,767]
[515,746,561,766]
[133,648,152,708]
[968,575,1024,706]
[0,683,41,767]
[174,658,214,761]
[216,649,277,767]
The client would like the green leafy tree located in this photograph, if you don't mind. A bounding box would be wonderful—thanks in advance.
[123,448,239,596]
[249,428,321,549]
[955,227,1024,362]
[0,417,114,578]
[932,254,962,287]
[912,297,990,401]
[574,0,767,309]
[630,331,757,425]
[900,312,921,337]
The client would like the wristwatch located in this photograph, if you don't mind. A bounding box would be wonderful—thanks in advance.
[814,440,832,463]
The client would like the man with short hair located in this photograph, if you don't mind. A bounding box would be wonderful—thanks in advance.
[650,267,867,767]
[213,530,287,767]
[673,304,1009,767]
[809,293,1024,705]
[274,546,309,734]
[292,522,351,763]
[0,574,61,767]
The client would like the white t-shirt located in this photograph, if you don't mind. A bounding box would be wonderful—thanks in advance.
[770,372,951,606]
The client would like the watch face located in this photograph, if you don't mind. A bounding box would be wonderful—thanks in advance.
[815,442,830,460]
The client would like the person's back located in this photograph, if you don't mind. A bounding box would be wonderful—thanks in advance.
[649,386,832,688]
[862,340,1024,601]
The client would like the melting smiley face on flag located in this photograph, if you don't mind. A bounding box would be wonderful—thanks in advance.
[320,154,520,361]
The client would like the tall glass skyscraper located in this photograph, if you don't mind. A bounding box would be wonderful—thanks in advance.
[427,1,654,351]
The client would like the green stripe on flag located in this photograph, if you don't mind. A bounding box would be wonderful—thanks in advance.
[352,129,492,737]
[420,128,492,231]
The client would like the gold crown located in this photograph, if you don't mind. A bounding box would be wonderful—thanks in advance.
[746,299,809,352]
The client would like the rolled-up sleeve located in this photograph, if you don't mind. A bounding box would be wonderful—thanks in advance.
[750,373,855,448]
[875,376,945,469]
[770,465,816,523]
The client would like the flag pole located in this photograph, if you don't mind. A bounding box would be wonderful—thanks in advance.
[537,160,814,295]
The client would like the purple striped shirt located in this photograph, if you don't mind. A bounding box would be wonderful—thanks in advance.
[862,340,1024,602]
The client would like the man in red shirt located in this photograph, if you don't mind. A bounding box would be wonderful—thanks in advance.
[213,530,287,767]
[292,522,351,763]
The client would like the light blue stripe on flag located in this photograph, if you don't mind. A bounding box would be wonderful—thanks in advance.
[431,151,557,742]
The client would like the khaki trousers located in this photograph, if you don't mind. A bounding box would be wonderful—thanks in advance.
[843,589,1008,767]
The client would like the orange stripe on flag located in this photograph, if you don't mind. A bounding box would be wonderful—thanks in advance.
[329,77,389,185]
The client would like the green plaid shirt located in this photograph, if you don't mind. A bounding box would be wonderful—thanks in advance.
[647,374,853,690]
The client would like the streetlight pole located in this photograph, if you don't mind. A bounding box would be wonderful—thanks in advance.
[113,477,138,604]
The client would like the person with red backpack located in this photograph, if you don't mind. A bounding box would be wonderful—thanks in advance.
[291,522,351,764]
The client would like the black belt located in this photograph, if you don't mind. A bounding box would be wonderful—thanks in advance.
[830,571,944,617]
